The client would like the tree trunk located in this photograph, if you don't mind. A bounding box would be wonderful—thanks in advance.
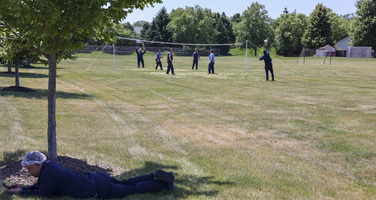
[254,47,257,57]
[47,53,57,160]
[7,62,12,73]
[15,62,19,87]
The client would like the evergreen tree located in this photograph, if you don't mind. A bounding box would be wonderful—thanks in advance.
[350,0,376,50]
[302,3,333,48]
[214,12,235,55]
[151,7,172,42]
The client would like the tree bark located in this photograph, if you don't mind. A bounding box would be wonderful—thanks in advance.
[47,53,57,160]
[7,62,12,73]
[15,62,19,87]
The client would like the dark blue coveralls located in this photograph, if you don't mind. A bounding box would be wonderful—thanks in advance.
[136,48,146,68]
[19,161,169,199]
[259,48,274,81]
[192,52,200,69]
[166,52,174,75]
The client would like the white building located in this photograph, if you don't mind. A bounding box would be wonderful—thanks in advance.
[316,45,336,57]
[336,35,351,50]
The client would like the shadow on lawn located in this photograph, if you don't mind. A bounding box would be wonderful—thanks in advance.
[116,161,235,199]
[0,88,93,100]
[0,72,49,79]
[0,64,63,70]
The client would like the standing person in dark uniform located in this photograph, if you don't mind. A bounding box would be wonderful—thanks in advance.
[6,151,175,199]
[166,48,174,75]
[192,49,200,70]
[136,47,146,68]
[259,50,274,81]
[208,49,215,74]
[155,50,163,70]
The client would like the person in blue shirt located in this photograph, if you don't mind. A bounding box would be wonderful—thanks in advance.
[136,47,147,68]
[6,151,175,199]
[208,50,215,74]
[259,50,274,81]
[192,49,200,70]
[155,50,163,70]
[166,48,174,75]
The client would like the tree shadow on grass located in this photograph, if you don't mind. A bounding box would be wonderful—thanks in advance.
[0,88,94,100]
[0,72,49,79]
[0,64,64,70]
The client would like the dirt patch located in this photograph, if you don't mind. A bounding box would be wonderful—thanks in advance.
[0,156,113,186]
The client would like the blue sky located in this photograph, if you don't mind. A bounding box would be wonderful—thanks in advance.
[124,0,357,24]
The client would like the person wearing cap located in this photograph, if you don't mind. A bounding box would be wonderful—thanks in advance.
[192,49,200,70]
[208,50,215,74]
[136,47,147,68]
[264,39,270,55]
[6,151,175,199]
[259,50,274,81]
[155,49,163,70]
[166,48,174,75]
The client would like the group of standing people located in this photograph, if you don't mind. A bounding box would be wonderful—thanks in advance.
[136,39,274,80]
[136,47,215,75]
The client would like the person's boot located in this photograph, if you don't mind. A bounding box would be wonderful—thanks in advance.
[153,170,175,191]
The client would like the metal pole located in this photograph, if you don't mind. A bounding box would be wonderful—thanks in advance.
[246,40,248,72]
[113,44,115,71]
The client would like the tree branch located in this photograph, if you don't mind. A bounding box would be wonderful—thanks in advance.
[0,20,48,57]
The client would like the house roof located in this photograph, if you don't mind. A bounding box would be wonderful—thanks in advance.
[319,45,335,50]
[336,35,350,42]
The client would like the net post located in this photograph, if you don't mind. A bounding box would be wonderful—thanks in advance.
[246,40,248,72]
[113,44,115,71]
[330,50,332,65]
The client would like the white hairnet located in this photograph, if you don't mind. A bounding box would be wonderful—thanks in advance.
[21,151,47,167]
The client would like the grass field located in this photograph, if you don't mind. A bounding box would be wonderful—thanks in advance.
[0,51,376,199]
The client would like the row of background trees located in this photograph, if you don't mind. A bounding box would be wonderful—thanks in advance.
[103,1,375,57]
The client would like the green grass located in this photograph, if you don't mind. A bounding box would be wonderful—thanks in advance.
[1,52,376,199]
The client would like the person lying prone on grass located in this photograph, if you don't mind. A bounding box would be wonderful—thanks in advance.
[6,151,175,199]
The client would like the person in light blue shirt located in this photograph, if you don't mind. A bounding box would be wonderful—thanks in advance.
[208,50,215,74]
[155,50,163,70]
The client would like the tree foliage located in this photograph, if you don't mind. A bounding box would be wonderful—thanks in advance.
[274,12,307,56]
[0,0,161,159]
[214,13,235,55]
[350,0,376,50]
[234,2,273,55]
[302,3,333,48]
[328,9,351,42]
[168,5,215,44]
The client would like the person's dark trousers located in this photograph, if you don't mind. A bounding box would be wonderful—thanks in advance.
[105,173,169,199]
[208,62,215,74]
[138,59,145,68]
[265,63,274,81]
[192,60,198,69]
[156,60,163,70]
[167,63,174,74]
